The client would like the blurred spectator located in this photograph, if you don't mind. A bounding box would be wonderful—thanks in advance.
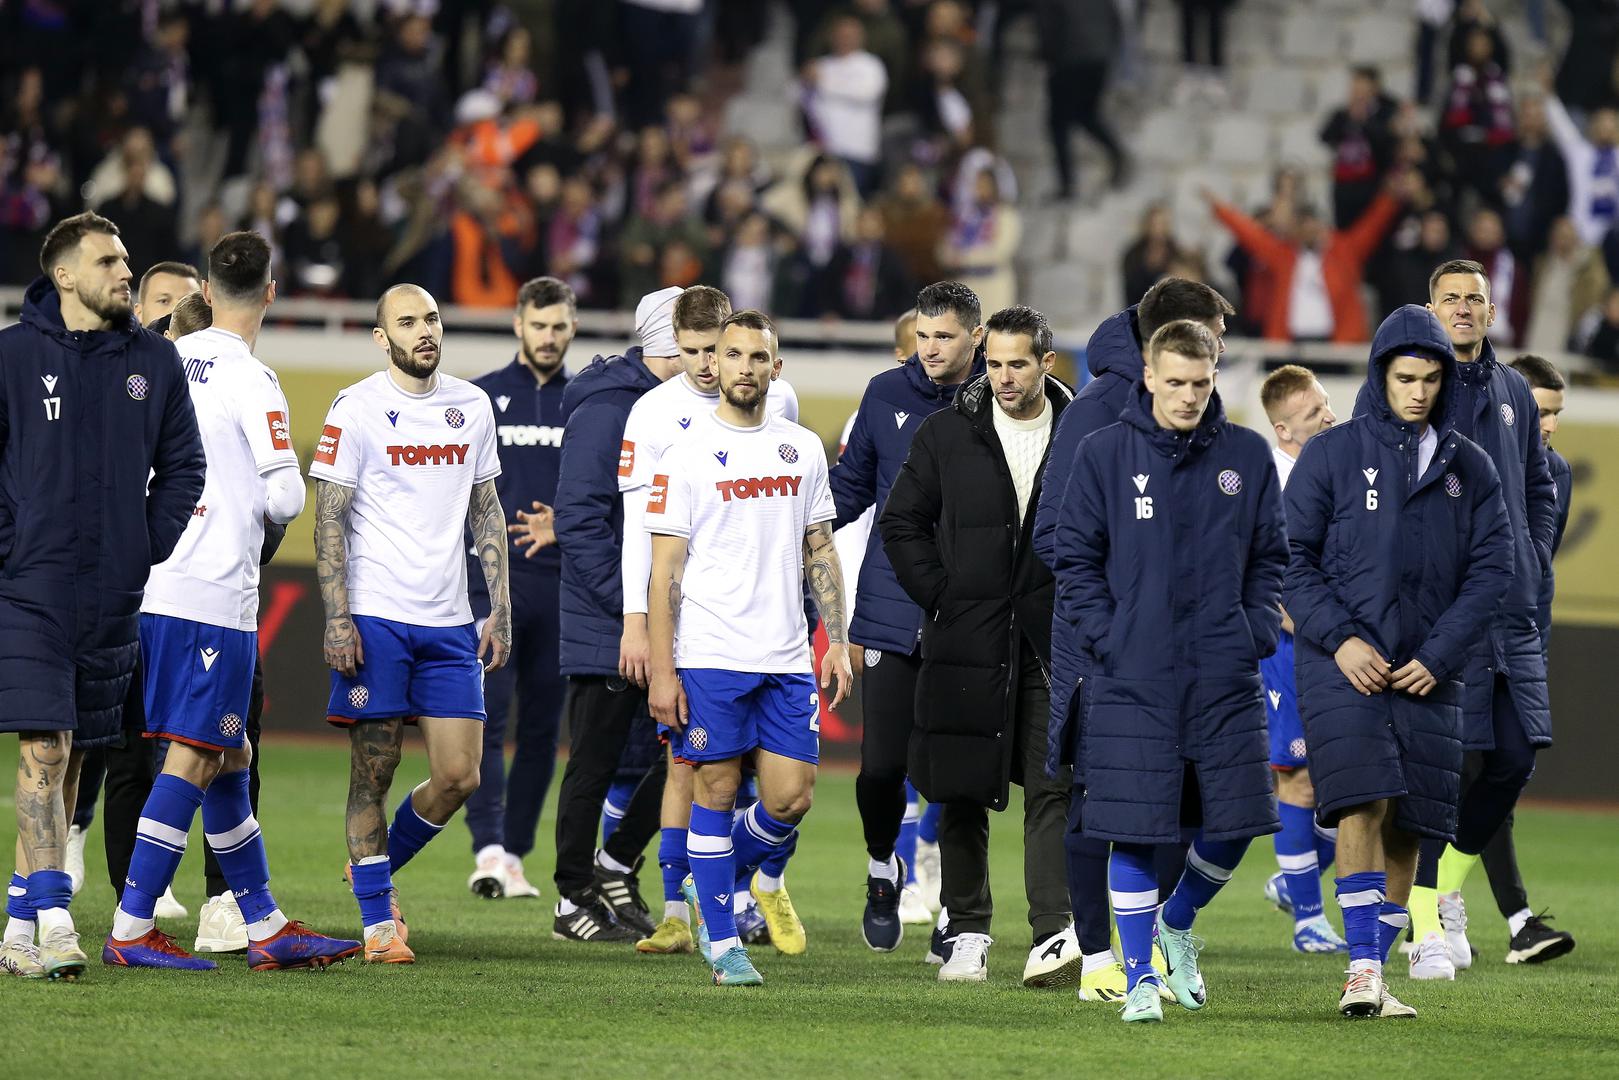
[1463,207,1530,345]
[1414,0,1454,105]
[877,161,951,285]
[0,150,72,283]
[483,24,539,108]
[618,0,702,130]
[282,190,350,298]
[626,125,678,222]
[828,206,914,319]
[1527,216,1612,353]
[217,0,299,180]
[1224,167,1301,336]
[124,12,190,150]
[340,180,393,300]
[721,211,794,315]
[701,137,772,222]
[546,175,606,305]
[666,92,720,170]
[1500,95,1571,259]
[451,175,528,309]
[102,151,179,282]
[377,13,451,137]
[1321,66,1398,226]
[619,180,710,306]
[1036,0,1128,202]
[938,166,1021,314]
[1121,203,1185,304]
[184,202,230,270]
[1446,0,1511,75]
[910,37,979,169]
[87,128,177,211]
[1540,83,1619,247]
[765,153,864,314]
[810,0,912,114]
[1206,177,1406,343]
[1554,0,1619,113]
[802,14,888,196]
[1580,285,1619,372]
[1179,0,1234,73]
[1371,167,1441,318]
[1438,24,1516,208]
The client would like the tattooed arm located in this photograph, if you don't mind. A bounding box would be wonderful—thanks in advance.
[804,520,852,708]
[315,479,363,677]
[469,478,512,672]
[647,533,690,733]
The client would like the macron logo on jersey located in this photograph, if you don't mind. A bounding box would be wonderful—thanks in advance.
[315,425,342,465]
[267,411,291,451]
[200,647,219,672]
[1267,689,1282,710]
[715,475,803,501]
[498,425,564,448]
[387,444,470,466]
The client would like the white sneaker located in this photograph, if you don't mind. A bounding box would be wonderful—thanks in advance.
[914,839,942,913]
[1408,932,1457,980]
[1023,925,1082,988]
[938,931,991,982]
[468,847,506,899]
[898,883,933,925]
[1438,892,1473,971]
[193,892,249,953]
[501,856,541,899]
[65,825,85,896]
[1378,983,1418,1018]
[1339,966,1382,1018]
[154,886,188,920]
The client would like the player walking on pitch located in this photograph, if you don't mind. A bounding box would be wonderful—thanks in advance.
[313,284,511,964]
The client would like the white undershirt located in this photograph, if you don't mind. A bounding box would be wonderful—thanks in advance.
[992,396,1053,524]
[1416,424,1438,481]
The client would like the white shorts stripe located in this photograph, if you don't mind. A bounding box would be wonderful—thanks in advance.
[1379,910,1411,928]
[686,833,733,855]
[137,817,190,850]
[1276,851,1319,873]
[1186,845,1235,883]
[1110,888,1159,914]
[1315,823,1339,841]
[1337,888,1384,909]
[205,817,261,854]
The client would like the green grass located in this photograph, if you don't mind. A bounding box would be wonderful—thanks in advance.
[3,739,1617,1078]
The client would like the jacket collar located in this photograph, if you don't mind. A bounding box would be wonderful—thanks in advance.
[20,275,140,350]
[954,371,1074,430]
[1120,381,1225,458]
[1356,304,1460,449]
[900,346,988,403]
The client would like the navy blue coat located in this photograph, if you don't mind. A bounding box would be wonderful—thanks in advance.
[554,348,662,677]
[1538,447,1571,651]
[1285,307,1514,839]
[1032,306,1142,768]
[0,278,205,745]
[465,357,567,616]
[830,351,984,655]
[1051,385,1286,844]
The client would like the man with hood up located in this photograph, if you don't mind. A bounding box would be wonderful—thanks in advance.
[1284,304,1512,1019]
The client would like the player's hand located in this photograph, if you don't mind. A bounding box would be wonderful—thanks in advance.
[508,500,556,557]
[1390,657,1437,696]
[619,616,651,688]
[1335,635,1390,696]
[649,668,688,734]
[479,606,512,672]
[820,643,853,710]
[324,616,364,677]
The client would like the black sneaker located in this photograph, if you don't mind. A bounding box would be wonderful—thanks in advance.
[861,858,906,952]
[925,919,954,966]
[1506,912,1576,965]
[552,894,639,943]
[592,857,657,937]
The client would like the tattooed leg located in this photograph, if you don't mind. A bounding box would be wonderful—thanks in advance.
[346,720,404,861]
[16,732,70,873]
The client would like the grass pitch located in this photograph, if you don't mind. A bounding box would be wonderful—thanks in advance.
[2,739,1615,1078]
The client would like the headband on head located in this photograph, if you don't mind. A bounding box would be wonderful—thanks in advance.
[634,286,683,357]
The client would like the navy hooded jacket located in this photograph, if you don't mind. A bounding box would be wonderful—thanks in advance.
[1031,306,1143,757]
[0,278,205,743]
[1050,385,1286,842]
[1284,306,1513,834]
[465,357,567,614]
[1538,446,1571,650]
[554,348,662,677]
[829,351,983,655]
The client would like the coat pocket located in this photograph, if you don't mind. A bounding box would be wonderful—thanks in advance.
[915,659,1007,738]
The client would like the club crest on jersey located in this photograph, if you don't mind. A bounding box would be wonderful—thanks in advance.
[349,686,370,709]
[1217,469,1242,496]
[495,395,511,413]
[1289,737,1307,758]
[715,475,802,501]
[715,450,728,466]
[445,407,465,429]
[126,374,149,400]
[219,713,243,738]
[678,417,692,429]
[386,409,399,427]
[778,443,799,464]
[864,648,881,667]
[687,727,708,751]
[315,425,342,465]
[1444,472,1463,498]
[1500,403,1514,426]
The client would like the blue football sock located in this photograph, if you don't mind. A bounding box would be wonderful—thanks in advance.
[350,855,395,929]
[600,780,637,845]
[1161,835,1250,931]
[1378,901,1410,964]
[7,871,33,921]
[120,773,205,922]
[1109,843,1160,991]
[687,804,739,952]
[918,800,941,845]
[25,870,72,919]
[1335,871,1386,965]
[730,801,795,880]
[659,827,689,904]
[1275,802,1325,922]
[201,769,276,924]
[897,794,920,885]
[387,786,443,873]
[1315,822,1338,875]
[758,828,796,879]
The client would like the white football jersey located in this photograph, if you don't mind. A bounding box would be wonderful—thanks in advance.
[617,371,799,495]
[308,370,500,626]
[647,411,835,672]
[143,328,299,632]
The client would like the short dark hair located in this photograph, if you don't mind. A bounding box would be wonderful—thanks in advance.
[1428,258,1490,300]
[674,285,732,334]
[1510,354,1566,392]
[208,231,272,302]
[39,211,121,279]
[516,276,576,316]
[168,292,213,338]
[916,280,982,332]
[1146,319,1218,366]
[1351,64,1381,84]
[1260,364,1318,422]
[984,304,1053,359]
[138,260,201,306]
[1136,277,1235,340]
[720,308,777,343]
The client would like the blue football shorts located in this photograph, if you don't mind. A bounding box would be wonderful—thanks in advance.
[139,613,256,751]
[674,669,820,765]
[325,615,485,725]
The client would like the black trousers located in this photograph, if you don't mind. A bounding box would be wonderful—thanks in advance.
[856,648,921,861]
[551,675,667,899]
[1046,60,1124,197]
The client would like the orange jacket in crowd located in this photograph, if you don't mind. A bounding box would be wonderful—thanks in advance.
[1212,191,1401,343]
